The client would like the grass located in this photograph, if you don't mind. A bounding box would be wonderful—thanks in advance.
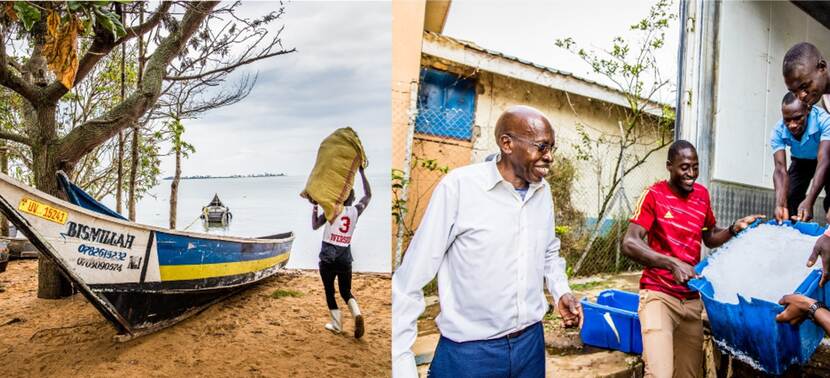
[570,280,609,292]
[270,289,303,299]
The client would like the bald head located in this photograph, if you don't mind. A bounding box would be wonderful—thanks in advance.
[494,105,555,185]
[494,105,553,149]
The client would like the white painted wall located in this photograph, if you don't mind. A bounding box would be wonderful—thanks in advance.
[713,1,830,189]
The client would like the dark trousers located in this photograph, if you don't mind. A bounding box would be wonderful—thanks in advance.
[788,156,830,216]
[319,260,353,310]
[427,322,545,378]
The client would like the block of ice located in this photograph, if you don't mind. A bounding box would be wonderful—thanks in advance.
[700,223,818,304]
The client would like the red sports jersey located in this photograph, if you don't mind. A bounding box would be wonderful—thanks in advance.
[630,180,716,299]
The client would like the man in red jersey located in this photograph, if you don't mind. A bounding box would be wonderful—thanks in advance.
[621,140,764,378]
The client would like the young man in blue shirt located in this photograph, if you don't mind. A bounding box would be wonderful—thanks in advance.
[771,92,830,223]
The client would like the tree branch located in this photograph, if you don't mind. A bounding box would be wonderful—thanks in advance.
[164,49,295,81]
[0,30,41,105]
[42,2,174,103]
[0,129,32,146]
[57,1,219,164]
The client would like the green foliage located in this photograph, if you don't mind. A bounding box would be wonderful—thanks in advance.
[547,154,586,246]
[4,1,129,38]
[167,118,196,158]
[12,2,40,31]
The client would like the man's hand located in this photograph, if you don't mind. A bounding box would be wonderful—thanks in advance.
[557,293,582,328]
[808,235,830,287]
[775,206,789,224]
[732,214,766,233]
[796,200,814,222]
[776,294,816,325]
[669,259,698,284]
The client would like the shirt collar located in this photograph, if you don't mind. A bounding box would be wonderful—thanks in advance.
[483,158,546,194]
[784,106,821,142]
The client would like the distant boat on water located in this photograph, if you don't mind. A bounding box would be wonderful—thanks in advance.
[201,194,232,226]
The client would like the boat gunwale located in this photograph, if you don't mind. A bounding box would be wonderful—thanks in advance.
[1,172,294,245]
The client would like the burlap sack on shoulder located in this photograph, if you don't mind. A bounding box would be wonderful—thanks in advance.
[300,127,368,222]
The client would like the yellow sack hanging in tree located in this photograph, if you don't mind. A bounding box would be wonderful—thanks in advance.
[42,11,82,89]
[301,127,368,222]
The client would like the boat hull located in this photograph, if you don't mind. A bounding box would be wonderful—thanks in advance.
[0,172,293,339]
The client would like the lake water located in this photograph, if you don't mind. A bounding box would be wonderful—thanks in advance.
[101,175,391,273]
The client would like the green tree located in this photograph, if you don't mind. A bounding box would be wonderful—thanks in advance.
[0,1,294,298]
[555,0,676,274]
[163,118,193,229]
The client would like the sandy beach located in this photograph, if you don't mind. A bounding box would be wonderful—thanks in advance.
[0,260,391,377]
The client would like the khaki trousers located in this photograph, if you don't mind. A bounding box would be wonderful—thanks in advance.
[638,289,704,378]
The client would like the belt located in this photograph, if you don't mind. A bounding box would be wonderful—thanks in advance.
[505,322,537,339]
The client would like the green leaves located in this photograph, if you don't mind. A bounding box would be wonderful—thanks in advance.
[13,2,40,31]
[9,1,128,41]
[94,7,126,40]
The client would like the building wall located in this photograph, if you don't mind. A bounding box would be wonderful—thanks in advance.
[391,0,427,172]
[712,1,830,189]
[406,135,473,231]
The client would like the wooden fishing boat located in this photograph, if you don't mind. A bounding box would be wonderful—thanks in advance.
[0,171,293,340]
[201,193,232,226]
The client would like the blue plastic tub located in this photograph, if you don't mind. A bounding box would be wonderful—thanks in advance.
[580,289,642,354]
[688,220,829,375]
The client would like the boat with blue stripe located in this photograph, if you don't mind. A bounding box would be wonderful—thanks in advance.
[0,171,294,340]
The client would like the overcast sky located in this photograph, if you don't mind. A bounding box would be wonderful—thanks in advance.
[443,0,680,104]
[157,1,390,177]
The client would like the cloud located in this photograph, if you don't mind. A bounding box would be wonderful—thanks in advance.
[158,1,390,177]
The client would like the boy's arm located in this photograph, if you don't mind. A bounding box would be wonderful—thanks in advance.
[356,167,371,216]
[773,149,790,223]
[311,205,326,230]
[799,141,830,221]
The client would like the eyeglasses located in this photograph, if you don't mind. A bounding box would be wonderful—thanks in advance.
[506,133,556,155]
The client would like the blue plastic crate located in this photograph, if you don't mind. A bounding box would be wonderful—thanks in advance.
[580,289,643,354]
[688,220,829,375]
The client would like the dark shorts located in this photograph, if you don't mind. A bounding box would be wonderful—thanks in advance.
[319,241,353,266]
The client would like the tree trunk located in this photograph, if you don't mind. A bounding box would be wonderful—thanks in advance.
[116,131,123,213]
[169,148,181,229]
[116,32,126,215]
[30,105,74,299]
[0,145,7,237]
[129,3,144,222]
[128,126,138,220]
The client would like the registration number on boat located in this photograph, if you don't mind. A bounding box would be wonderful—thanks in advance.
[18,197,68,224]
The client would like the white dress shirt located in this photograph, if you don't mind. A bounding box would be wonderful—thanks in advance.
[391,160,572,377]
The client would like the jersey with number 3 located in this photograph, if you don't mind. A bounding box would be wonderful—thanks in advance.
[322,206,358,247]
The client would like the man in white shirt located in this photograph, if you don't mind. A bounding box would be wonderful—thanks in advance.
[392,105,582,377]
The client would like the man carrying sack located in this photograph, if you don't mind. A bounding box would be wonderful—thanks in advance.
[302,127,371,338]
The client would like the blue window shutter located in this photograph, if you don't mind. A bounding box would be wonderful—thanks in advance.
[415,68,476,140]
